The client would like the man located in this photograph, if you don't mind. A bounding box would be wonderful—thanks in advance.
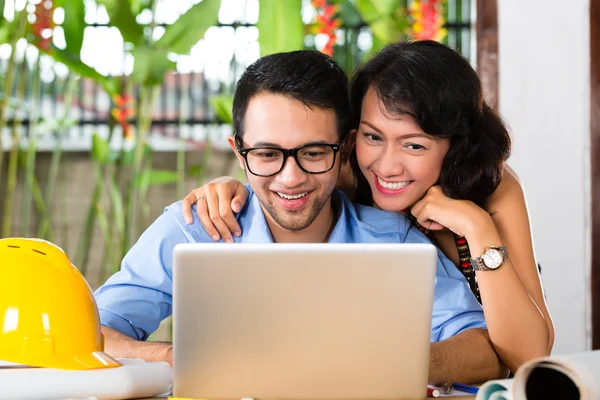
[95,50,506,384]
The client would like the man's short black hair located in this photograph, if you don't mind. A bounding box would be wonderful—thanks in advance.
[232,50,351,142]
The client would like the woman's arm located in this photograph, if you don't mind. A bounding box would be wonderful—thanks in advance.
[411,166,554,372]
[480,166,555,356]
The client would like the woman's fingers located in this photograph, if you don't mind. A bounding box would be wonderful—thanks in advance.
[189,178,249,241]
[424,221,445,231]
[411,201,445,231]
[182,191,199,224]
[204,186,235,242]
[216,184,242,238]
[196,189,222,241]
[231,183,250,214]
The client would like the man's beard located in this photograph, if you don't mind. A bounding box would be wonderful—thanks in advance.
[261,192,331,232]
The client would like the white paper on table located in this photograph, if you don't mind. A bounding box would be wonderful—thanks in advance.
[477,350,600,400]
[512,351,600,400]
[0,358,172,400]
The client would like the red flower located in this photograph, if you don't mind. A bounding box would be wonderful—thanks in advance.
[112,94,135,139]
[113,94,134,109]
[31,0,55,51]
[409,0,447,42]
[311,0,341,57]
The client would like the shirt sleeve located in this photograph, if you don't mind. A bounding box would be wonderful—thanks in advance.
[403,226,487,342]
[94,208,190,341]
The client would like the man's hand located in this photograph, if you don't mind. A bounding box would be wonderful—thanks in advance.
[166,346,173,366]
[429,328,509,385]
[101,326,173,366]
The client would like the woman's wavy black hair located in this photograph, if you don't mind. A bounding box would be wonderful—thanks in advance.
[350,40,511,208]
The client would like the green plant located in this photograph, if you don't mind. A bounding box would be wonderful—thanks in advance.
[0,0,451,286]
[354,0,409,54]
[2,59,27,238]
[257,0,304,56]
[0,4,28,201]
[99,0,222,257]
[20,54,42,237]
[37,75,78,240]
[71,0,222,276]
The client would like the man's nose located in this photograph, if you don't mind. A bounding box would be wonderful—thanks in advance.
[275,156,309,187]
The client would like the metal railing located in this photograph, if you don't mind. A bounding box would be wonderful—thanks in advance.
[0,0,473,152]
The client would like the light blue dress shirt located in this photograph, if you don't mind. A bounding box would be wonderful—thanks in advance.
[95,187,486,343]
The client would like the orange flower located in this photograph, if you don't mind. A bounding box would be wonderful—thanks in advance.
[112,94,134,109]
[409,0,447,42]
[111,94,135,139]
[311,0,341,57]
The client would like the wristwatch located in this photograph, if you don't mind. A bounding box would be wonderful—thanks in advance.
[471,245,509,271]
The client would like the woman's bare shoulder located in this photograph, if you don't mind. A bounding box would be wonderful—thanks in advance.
[486,165,527,216]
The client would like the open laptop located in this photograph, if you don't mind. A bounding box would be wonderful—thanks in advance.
[172,243,437,400]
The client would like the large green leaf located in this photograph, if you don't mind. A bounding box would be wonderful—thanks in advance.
[0,0,8,39]
[333,0,362,27]
[0,0,5,22]
[355,0,398,22]
[0,8,25,45]
[209,95,233,124]
[257,0,303,56]
[91,133,110,164]
[355,0,401,44]
[96,0,144,45]
[130,0,152,15]
[369,17,399,44]
[0,24,9,44]
[56,0,86,55]
[392,6,410,34]
[131,46,176,86]
[369,34,387,55]
[48,46,119,95]
[156,0,221,55]
[134,169,180,187]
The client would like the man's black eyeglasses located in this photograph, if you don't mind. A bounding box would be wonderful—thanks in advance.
[235,137,341,177]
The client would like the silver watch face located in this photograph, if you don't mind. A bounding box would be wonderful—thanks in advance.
[483,248,503,269]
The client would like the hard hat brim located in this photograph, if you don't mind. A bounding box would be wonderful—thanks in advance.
[16,351,123,370]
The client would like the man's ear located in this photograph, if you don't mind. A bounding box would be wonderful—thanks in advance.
[341,129,357,166]
[227,135,246,171]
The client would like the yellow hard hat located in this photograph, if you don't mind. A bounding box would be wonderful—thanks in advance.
[0,238,121,370]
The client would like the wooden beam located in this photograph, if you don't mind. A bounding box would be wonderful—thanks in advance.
[475,0,499,108]
[591,0,600,349]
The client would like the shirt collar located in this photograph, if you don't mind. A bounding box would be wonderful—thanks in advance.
[238,189,274,244]
[327,190,350,243]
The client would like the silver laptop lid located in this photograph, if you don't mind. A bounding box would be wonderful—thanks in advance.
[173,243,437,400]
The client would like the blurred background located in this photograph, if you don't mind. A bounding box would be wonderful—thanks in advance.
[0,0,596,357]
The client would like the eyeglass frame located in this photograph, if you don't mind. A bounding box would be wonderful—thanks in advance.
[234,134,342,177]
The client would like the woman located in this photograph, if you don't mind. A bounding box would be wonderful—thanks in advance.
[180,40,554,372]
